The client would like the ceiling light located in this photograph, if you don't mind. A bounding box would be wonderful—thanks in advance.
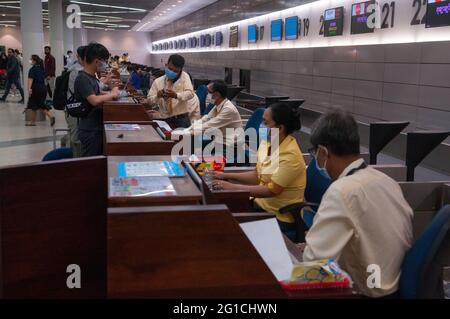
[69,1,146,12]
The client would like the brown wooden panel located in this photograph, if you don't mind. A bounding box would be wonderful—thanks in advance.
[107,156,203,207]
[107,205,286,298]
[0,157,107,298]
[103,103,150,122]
[104,124,175,156]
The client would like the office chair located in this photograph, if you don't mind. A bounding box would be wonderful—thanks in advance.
[195,85,208,115]
[400,204,450,299]
[42,147,73,161]
[279,157,332,242]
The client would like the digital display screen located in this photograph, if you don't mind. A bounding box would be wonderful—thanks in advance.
[158,44,162,50]
[248,24,258,43]
[215,32,223,46]
[285,16,298,40]
[271,19,283,41]
[229,25,239,48]
[200,35,206,47]
[324,7,344,36]
[351,0,375,34]
[426,0,450,28]
[205,34,211,47]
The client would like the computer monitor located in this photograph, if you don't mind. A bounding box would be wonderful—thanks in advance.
[248,24,258,43]
[426,0,450,28]
[215,32,223,46]
[285,16,298,40]
[324,7,344,36]
[229,25,239,48]
[271,19,283,41]
[351,0,375,34]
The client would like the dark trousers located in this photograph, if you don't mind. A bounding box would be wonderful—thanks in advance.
[2,77,24,100]
[78,129,103,157]
[165,112,190,129]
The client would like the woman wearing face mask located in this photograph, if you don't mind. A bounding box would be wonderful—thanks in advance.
[74,42,119,157]
[26,54,55,126]
[212,103,306,241]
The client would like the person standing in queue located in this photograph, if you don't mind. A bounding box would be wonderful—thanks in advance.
[74,42,119,157]
[146,54,194,128]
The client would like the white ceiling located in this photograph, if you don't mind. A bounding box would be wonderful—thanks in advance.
[133,0,218,32]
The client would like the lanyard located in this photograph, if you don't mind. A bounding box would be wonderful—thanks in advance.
[346,161,368,177]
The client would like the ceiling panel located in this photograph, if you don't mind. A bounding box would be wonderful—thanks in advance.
[0,0,163,30]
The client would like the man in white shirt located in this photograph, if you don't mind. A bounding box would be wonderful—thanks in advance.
[303,110,413,298]
[146,54,194,128]
[185,80,243,148]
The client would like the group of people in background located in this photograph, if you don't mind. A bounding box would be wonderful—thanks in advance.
[0,46,57,126]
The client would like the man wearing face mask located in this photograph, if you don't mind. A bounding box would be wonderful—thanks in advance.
[146,54,194,128]
[183,80,242,146]
[303,110,413,298]
[74,42,119,156]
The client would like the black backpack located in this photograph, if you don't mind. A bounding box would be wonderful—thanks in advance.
[53,70,71,110]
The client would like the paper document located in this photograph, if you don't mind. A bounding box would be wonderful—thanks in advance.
[109,176,176,197]
[105,124,141,131]
[154,120,172,132]
[117,161,185,177]
[240,218,294,281]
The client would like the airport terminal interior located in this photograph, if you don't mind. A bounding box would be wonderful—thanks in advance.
[0,0,449,300]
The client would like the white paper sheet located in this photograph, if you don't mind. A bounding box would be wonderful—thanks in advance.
[240,218,293,281]
[154,120,173,132]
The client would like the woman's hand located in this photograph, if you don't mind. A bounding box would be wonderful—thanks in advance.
[212,180,235,191]
[211,171,227,180]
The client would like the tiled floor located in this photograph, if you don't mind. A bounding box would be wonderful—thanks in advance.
[0,94,68,167]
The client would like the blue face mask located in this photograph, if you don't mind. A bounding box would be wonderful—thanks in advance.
[314,149,331,180]
[165,68,178,80]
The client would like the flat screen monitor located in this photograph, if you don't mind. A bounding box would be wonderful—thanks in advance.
[271,19,283,41]
[351,0,375,34]
[426,0,450,28]
[248,24,258,43]
[215,32,223,46]
[285,16,298,40]
[324,7,344,36]
[229,25,239,48]
[205,34,211,47]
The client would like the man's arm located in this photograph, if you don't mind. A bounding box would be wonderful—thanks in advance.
[303,188,354,261]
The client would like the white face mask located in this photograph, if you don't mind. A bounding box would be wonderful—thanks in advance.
[205,93,213,106]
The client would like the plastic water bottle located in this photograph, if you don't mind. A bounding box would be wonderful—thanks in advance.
[204,167,213,188]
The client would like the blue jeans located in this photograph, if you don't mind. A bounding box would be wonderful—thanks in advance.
[2,77,24,100]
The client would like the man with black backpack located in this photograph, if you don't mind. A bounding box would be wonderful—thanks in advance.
[74,42,119,157]
[65,46,85,157]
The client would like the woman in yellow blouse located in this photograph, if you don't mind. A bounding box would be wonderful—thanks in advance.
[212,103,306,241]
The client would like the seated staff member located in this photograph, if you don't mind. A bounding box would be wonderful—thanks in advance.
[303,110,413,298]
[212,103,306,241]
[146,54,194,128]
[184,80,242,147]
[75,42,119,157]
[127,64,141,90]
